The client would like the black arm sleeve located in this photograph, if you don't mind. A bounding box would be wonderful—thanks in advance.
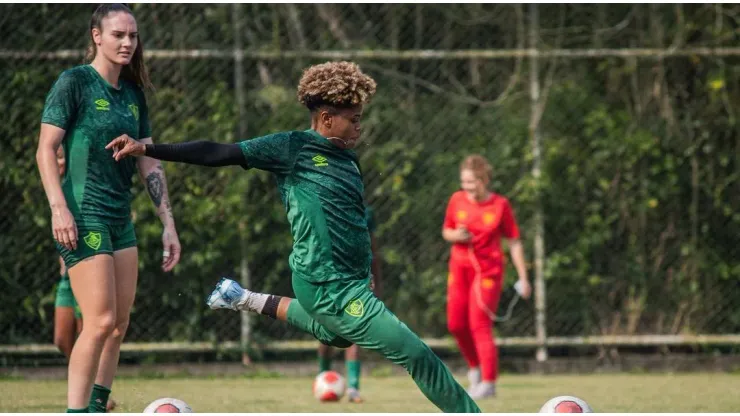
[144,141,246,167]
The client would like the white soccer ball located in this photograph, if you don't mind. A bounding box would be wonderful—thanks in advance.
[313,370,346,402]
[143,398,193,413]
[539,396,594,413]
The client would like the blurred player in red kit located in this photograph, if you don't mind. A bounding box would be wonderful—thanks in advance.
[442,154,532,400]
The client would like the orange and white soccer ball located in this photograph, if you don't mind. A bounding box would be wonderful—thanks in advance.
[313,370,346,402]
[539,396,594,413]
[143,398,193,413]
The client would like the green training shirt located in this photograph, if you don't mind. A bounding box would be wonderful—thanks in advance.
[239,129,371,282]
[41,65,151,223]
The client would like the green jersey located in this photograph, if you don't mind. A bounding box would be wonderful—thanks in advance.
[41,65,151,223]
[239,129,371,282]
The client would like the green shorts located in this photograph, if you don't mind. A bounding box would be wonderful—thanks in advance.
[289,275,406,349]
[57,220,136,269]
[54,272,81,319]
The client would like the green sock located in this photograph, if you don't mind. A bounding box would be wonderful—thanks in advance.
[318,355,332,373]
[88,384,111,413]
[66,408,88,413]
[347,360,361,390]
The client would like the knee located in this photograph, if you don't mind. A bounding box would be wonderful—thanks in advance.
[470,318,493,336]
[85,313,117,340]
[53,334,74,357]
[447,319,469,337]
[401,339,435,366]
[446,303,470,336]
[327,337,353,349]
[317,343,331,357]
[109,318,130,342]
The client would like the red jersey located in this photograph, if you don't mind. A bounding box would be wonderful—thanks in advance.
[443,191,520,276]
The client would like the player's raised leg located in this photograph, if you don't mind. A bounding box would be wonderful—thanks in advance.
[208,277,480,413]
[293,277,479,413]
[207,278,352,348]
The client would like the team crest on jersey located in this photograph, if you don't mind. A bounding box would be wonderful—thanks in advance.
[456,210,468,221]
[345,299,364,317]
[95,99,110,111]
[483,212,496,226]
[83,231,102,250]
[312,155,329,167]
[128,104,139,121]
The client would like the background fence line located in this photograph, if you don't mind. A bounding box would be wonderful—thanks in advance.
[1,4,738,362]
[7,47,740,60]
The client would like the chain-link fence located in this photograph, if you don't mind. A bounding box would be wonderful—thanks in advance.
[1,4,739,359]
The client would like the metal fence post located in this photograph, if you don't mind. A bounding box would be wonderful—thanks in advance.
[529,3,548,363]
[233,3,252,366]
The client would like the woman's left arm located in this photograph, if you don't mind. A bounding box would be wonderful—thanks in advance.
[137,137,181,272]
[508,239,530,298]
[501,199,531,299]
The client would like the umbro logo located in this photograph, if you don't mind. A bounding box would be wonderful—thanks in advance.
[312,155,328,167]
[95,99,110,111]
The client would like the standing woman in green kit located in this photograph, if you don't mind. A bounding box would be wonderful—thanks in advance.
[36,4,181,412]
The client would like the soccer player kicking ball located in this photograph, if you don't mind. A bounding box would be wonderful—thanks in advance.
[106,61,481,413]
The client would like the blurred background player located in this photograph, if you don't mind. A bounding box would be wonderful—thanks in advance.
[442,154,532,400]
[36,4,180,412]
[106,60,481,413]
[54,254,81,357]
[317,205,382,403]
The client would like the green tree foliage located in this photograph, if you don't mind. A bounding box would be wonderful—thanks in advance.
[0,4,738,345]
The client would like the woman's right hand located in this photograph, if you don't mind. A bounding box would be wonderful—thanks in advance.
[453,226,472,243]
[52,204,78,251]
[106,134,147,161]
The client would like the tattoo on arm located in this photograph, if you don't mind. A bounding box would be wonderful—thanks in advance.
[162,199,174,221]
[142,162,174,226]
[146,171,164,208]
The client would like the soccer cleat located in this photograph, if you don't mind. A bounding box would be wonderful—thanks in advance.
[206,277,247,310]
[347,388,364,403]
[466,367,481,394]
[468,381,496,400]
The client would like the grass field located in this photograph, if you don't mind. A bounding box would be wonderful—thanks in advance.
[2,372,739,412]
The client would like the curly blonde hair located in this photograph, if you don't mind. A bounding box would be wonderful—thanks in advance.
[297,61,377,110]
